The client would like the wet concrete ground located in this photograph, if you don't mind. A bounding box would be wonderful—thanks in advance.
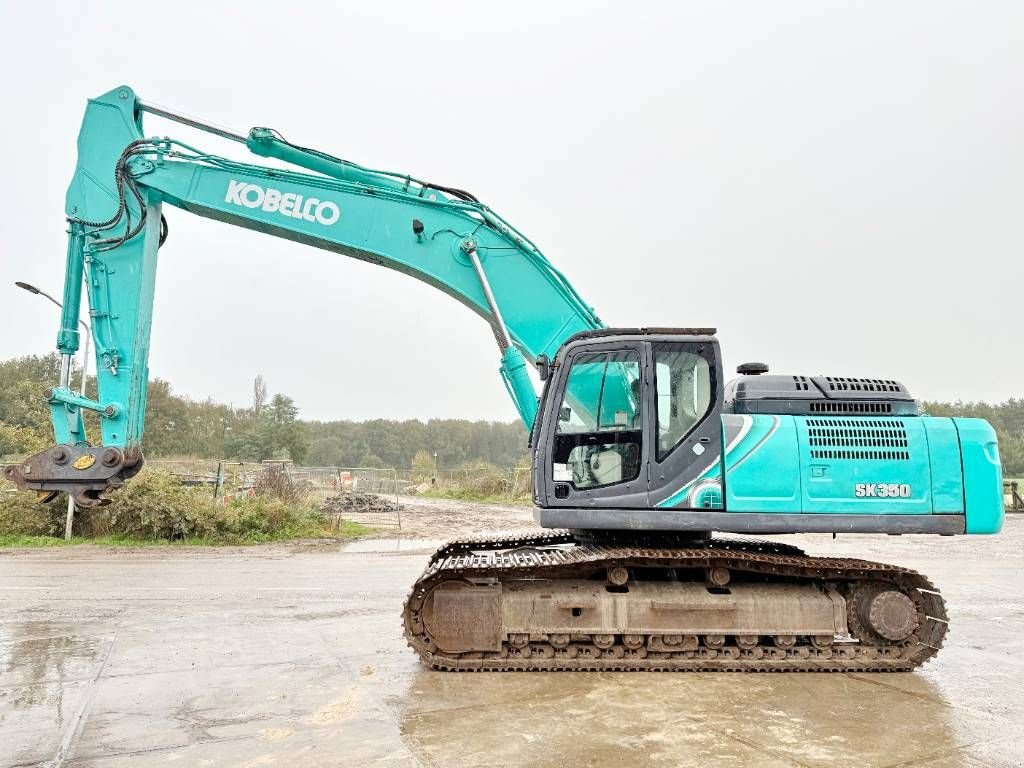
[2,516,1023,767]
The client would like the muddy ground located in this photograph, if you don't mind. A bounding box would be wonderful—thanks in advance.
[383,495,534,540]
[2,500,1023,767]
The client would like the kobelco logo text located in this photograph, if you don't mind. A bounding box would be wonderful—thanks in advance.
[224,180,340,226]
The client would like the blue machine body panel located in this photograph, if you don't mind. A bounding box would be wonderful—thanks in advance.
[710,413,1002,534]
[924,418,966,513]
[721,415,800,513]
[955,418,1003,533]
[794,415,931,515]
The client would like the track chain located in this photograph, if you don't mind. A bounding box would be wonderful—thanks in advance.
[402,531,948,672]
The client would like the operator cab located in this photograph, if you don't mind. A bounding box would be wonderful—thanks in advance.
[532,328,723,509]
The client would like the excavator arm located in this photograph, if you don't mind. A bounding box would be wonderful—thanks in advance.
[6,85,603,505]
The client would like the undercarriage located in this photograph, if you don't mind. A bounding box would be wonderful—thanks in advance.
[402,531,948,672]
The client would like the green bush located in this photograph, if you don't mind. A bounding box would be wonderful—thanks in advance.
[105,469,218,539]
[1,469,353,544]
[0,491,65,536]
[214,494,324,540]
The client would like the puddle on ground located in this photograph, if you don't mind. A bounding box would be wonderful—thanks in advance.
[0,620,101,730]
[398,667,966,768]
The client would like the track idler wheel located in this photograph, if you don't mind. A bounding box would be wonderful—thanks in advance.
[850,582,920,643]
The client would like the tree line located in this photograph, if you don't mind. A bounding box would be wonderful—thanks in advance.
[303,419,527,470]
[0,354,527,469]
[2,353,1022,476]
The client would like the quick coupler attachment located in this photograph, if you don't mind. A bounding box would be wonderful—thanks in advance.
[3,444,144,507]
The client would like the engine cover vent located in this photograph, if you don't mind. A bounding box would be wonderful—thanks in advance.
[723,374,918,417]
[820,377,905,394]
[809,401,893,414]
[807,418,910,461]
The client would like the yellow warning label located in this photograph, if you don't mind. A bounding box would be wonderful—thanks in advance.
[73,454,96,470]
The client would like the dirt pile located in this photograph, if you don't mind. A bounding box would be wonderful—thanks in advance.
[320,492,402,515]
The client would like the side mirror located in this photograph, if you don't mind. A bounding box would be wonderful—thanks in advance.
[536,354,550,381]
[559,406,572,422]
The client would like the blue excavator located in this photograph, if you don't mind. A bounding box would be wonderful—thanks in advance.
[6,87,1003,671]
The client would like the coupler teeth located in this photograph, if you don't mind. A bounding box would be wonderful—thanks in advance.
[3,444,144,508]
[71,487,113,508]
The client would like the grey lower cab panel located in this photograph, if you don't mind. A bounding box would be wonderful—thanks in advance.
[534,508,966,535]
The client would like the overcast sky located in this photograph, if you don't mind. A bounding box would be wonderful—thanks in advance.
[1,2,1021,422]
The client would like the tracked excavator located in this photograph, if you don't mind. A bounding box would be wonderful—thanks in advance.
[6,87,1003,672]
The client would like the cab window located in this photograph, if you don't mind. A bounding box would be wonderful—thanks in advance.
[654,344,712,460]
[552,350,641,489]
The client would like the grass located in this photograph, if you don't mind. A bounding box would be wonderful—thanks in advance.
[0,534,72,547]
[0,520,371,548]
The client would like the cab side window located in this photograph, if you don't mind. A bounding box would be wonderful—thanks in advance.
[552,350,641,489]
[654,344,712,461]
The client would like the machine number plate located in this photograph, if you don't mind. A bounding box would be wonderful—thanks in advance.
[855,483,911,498]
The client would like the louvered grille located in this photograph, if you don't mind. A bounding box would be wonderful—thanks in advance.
[807,418,910,461]
[821,377,904,393]
[809,401,893,414]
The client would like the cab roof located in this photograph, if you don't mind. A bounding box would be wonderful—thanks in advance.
[563,327,718,345]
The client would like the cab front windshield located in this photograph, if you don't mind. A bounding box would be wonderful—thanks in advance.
[553,351,641,489]
[557,352,640,433]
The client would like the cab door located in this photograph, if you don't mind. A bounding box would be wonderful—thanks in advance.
[542,341,650,508]
[646,340,724,509]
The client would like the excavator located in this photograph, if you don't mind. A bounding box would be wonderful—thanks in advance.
[6,86,1003,672]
